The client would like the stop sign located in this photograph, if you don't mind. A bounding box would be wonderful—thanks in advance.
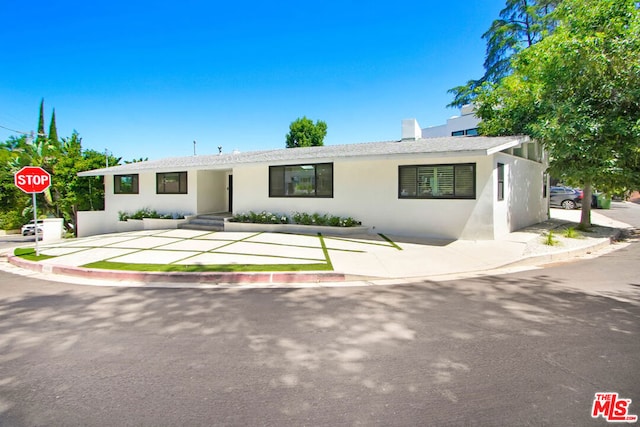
[14,166,51,193]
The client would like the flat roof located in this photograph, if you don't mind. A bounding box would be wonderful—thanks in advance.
[79,135,527,176]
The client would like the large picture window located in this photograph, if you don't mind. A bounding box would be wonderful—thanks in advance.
[399,163,475,199]
[114,174,139,194]
[269,163,333,197]
[157,172,187,194]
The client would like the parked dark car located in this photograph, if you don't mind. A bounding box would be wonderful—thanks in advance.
[550,186,582,209]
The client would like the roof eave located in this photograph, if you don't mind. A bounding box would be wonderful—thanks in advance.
[486,136,529,155]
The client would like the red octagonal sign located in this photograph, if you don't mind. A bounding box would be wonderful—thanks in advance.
[14,166,51,193]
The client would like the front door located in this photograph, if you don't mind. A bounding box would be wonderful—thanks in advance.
[228,175,233,212]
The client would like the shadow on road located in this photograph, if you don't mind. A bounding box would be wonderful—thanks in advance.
[0,272,639,425]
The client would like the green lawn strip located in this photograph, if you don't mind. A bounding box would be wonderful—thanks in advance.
[13,248,55,262]
[317,234,334,270]
[378,233,403,250]
[80,261,332,272]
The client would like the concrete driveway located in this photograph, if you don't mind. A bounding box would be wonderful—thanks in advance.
[4,205,633,285]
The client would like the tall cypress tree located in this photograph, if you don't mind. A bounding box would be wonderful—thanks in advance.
[49,109,59,144]
[36,98,46,143]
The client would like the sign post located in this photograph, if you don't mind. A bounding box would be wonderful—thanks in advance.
[14,166,51,256]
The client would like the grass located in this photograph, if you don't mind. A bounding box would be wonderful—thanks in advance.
[13,248,55,261]
[562,226,583,239]
[81,261,332,272]
[317,234,334,270]
[542,230,560,246]
[378,233,403,250]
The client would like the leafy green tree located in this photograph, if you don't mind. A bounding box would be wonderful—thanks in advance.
[0,136,31,229]
[78,149,110,212]
[475,0,640,228]
[448,0,559,108]
[0,101,120,232]
[285,117,327,148]
[51,133,110,234]
[124,157,148,164]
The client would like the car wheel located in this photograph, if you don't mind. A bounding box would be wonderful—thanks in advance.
[561,200,576,210]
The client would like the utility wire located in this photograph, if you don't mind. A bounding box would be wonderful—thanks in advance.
[0,124,46,136]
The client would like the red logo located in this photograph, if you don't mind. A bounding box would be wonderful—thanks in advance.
[592,392,638,423]
[14,166,51,193]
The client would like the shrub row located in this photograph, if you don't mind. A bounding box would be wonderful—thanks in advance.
[118,208,186,221]
[230,211,361,227]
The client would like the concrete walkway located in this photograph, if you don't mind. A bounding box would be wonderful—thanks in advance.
[3,208,633,287]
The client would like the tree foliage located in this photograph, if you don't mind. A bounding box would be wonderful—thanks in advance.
[448,0,560,108]
[285,117,327,148]
[0,101,118,233]
[476,0,640,227]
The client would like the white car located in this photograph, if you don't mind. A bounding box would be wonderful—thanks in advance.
[21,220,44,236]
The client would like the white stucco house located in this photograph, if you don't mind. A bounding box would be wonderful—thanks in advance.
[422,104,481,138]
[77,119,548,240]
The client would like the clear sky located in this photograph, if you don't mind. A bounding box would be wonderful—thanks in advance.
[1,1,505,161]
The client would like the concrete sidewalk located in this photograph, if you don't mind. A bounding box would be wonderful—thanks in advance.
[2,208,633,287]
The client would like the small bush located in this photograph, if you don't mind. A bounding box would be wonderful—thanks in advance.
[0,211,26,230]
[543,230,559,246]
[231,211,288,224]
[563,226,581,238]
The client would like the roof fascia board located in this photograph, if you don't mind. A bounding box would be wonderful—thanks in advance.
[486,137,528,155]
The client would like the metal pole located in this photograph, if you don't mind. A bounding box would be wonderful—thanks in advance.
[33,193,40,256]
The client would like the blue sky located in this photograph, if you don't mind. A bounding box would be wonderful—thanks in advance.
[1,1,505,161]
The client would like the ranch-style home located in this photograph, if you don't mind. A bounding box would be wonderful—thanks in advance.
[77,119,548,240]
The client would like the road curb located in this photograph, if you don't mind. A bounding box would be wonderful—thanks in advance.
[498,229,623,269]
[6,254,345,284]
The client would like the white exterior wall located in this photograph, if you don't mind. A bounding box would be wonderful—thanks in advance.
[233,155,499,240]
[422,110,481,138]
[106,171,199,218]
[492,153,548,238]
[78,170,216,236]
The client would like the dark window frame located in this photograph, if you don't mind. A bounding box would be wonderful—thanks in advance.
[114,174,139,194]
[451,128,479,136]
[497,163,505,201]
[398,163,476,200]
[269,163,334,198]
[156,171,188,194]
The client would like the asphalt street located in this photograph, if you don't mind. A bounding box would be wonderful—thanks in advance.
[0,203,638,426]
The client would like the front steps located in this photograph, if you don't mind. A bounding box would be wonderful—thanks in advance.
[178,213,231,232]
